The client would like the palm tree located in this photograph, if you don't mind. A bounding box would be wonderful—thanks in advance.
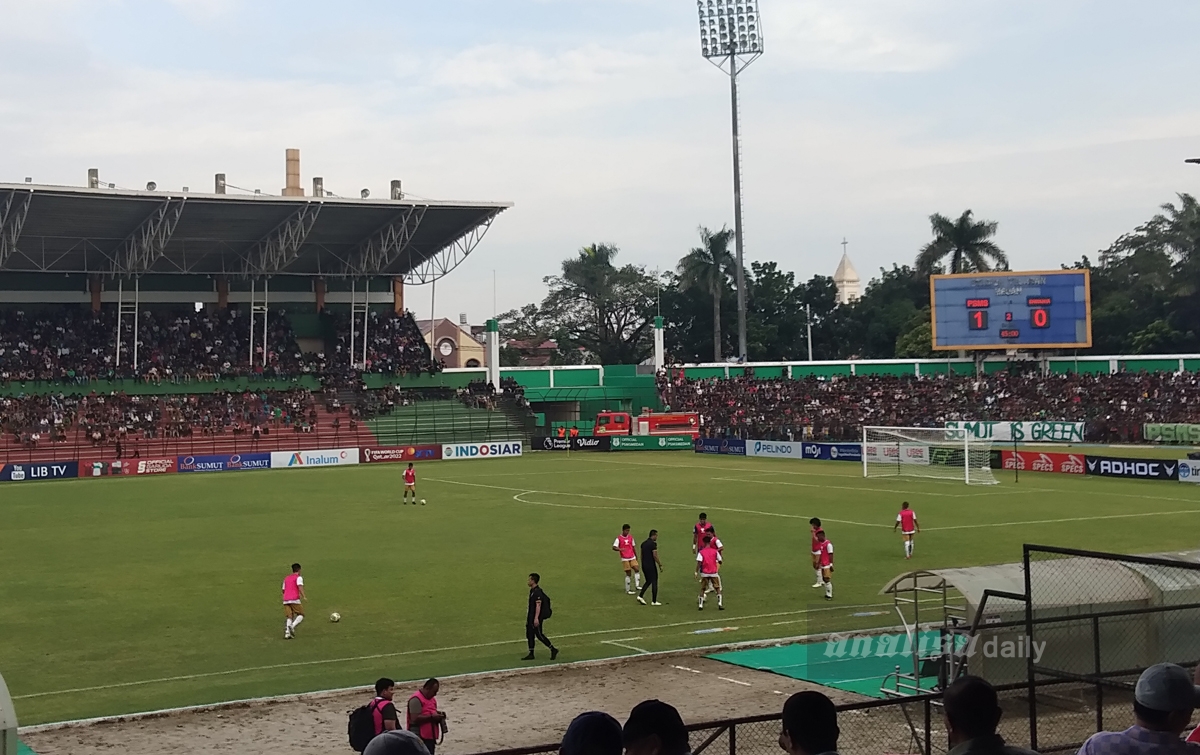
[678,226,735,361]
[916,210,1008,275]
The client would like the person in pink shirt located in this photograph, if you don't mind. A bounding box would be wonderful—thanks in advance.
[893,501,920,559]
[282,562,306,639]
[613,524,641,594]
[695,536,724,611]
[815,532,834,601]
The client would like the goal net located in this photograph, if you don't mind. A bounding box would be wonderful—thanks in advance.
[862,426,998,485]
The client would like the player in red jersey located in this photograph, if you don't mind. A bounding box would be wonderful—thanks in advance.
[693,512,714,554]
[695,535,724,611]
[809,517,825,588]
[893,501,919,558]
[402,462,419,505]
[814,530,834,600]
[613,524,641,594]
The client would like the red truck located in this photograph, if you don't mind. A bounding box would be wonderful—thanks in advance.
[593,410,700,437]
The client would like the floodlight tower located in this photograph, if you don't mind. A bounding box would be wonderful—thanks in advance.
[698,0,763,362]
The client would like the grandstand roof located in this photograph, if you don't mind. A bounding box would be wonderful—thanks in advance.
[0,183,511,283]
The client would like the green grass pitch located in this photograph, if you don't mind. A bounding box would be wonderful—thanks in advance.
[4,450,1200,725]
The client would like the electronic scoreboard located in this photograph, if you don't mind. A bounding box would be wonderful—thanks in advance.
[930,269,1091,351]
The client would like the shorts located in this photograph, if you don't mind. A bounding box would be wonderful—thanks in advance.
[901,530,916,537]
[622,558,639,570]
[405,483,415,490]
[284,602,304,618]
[821,565,833,578]
[700,572,720,580]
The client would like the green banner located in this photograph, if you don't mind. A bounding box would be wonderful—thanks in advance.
[1144,423,1200,444]
[609,435,694,451]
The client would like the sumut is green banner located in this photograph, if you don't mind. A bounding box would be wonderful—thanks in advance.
[1144,424,1200,444]
[609,435,694,451]
[944,421,1086,443]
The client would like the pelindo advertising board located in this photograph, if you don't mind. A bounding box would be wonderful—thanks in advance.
[270,448,360,469]
[745,440,804,459]
[441,441,524,460]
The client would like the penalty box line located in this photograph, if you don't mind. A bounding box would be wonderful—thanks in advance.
[13,602,891,701]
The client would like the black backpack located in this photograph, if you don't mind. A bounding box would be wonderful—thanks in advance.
[348,698,387,752]
[541,590,552,620]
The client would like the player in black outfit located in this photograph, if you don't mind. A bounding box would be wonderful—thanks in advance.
[523,572,559,661]
[637,530,663,605]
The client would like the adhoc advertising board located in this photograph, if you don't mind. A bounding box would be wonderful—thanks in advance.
[746,440,804,459]
[178,453,272,473]
[85,458,177,477]
[1144,424,1200,444]
[360,445,442,463]
[944,421,1085,443]
[694,438,746,455]
[533,436,612,452]
[1000,451,1086,475]
[1178,460,1200,484]
[863,443,930,465]
[270,448,360,469]
[442,441,524,460]
[1,461,79,482]
[1085,455,1178,481]
[610,435,694,451]
[802,443,863,462]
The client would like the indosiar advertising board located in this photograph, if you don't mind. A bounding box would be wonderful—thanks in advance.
[441,441,525,460]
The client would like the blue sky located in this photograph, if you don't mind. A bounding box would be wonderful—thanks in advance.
[2,0,1198,323]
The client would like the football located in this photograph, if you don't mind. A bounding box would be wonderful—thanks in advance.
[329,612,341,623]
[420,499,427,504]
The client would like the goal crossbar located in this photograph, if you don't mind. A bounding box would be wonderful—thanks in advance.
[861,425,998,485]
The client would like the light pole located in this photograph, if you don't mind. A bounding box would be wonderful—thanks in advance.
[698,0,762,362]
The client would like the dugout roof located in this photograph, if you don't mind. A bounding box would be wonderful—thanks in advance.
[0,183,511,283]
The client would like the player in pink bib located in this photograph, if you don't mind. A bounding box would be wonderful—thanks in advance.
[402,463,418,505]
[613,524,642,594]
[893,501,920,559]
[695,535,724,611]
[281,562,306,639]
[814,532,834,601]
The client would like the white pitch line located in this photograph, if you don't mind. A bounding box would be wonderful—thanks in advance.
[12,602,893,700]
[717,676,752,687]
[925,507,1200,531]
[603,639,651,654]
[710,476,1032,500]
[511,491,677,511]
[672,665,702,674]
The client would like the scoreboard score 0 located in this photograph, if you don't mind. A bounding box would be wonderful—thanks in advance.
[930,269,1092,351]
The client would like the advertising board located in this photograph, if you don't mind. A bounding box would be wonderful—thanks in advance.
[533,436,611,452]
[745,440,804,459]
[999,451,1086,475]
[359,445,442,463]
[863,443,930,465]
[1178,460,1200,484]
[801,443,863,462]
[1,461,79,482]
[270,448,360,469]
[694,438,746,455]
[609,435,694,451]
[178,453,272,473]
[85,458,178,477]
[1084,455,1178,481]
[441,441,524,460]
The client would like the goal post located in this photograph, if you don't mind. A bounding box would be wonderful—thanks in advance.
[862,426,998,485]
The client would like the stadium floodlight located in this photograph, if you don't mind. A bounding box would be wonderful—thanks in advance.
[698,0,763,362]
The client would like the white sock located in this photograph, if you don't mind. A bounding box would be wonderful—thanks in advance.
[634,573,641,589]
[625,575,631,592]
[825,582,833,598]
[815,568,823,582]
[717,593,723,607]
[285,618,293,633]
[291,615,304,630]
[907,540,914,556]
[699,595,705,607]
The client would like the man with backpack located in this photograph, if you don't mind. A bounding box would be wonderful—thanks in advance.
[349,678,401,752]
[523,573,559,661]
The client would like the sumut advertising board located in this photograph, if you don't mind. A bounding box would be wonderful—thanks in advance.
[694,438,746,455]
[359,445,442,463]
[1000,451,1086,475]
[270,448,360,469]
[746,440,804,459]
[863,443,930,466]
[441,441,524,460]
[178,453,272,473]
[1,461,79,481]
[1085,455,1178,481]
[801,443,863,462]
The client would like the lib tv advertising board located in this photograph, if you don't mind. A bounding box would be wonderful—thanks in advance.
[931,270,1091,350]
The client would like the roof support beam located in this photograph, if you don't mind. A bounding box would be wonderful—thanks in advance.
[404,209,500,285]
[0,189,33,268]
[241,203,321,276]
[347,204,428,276]
[114,197,186,275]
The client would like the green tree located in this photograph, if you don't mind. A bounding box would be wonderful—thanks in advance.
[916,210,1009,275]
[541,244,660,364]
[895,307,935,358]
[677,226,734,362]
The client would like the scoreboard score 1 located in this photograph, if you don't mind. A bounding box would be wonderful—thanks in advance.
[930,269,1092,351]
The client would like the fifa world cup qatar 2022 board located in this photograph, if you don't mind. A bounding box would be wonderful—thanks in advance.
[930,270,1092,351]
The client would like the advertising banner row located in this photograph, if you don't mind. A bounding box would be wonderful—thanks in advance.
[1001,450,1185,481]
[532,436,693,452]
[2,441,528,484]
[694,439,862,462]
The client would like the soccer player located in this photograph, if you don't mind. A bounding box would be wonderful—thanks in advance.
[695,535,724,611]
[613,524,641,594]
[815,531,834,601]
[693,512,714,554]
[637,529,664,606]
[809,517,825,588]
[893,501,919,559]
[282,562,306,639]
[402,462,418,505]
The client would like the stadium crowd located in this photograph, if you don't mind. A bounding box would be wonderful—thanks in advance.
[658,371,1200,442]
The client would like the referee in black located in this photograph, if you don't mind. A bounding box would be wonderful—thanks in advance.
[637,529,663,605]
[523,573,559,661]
